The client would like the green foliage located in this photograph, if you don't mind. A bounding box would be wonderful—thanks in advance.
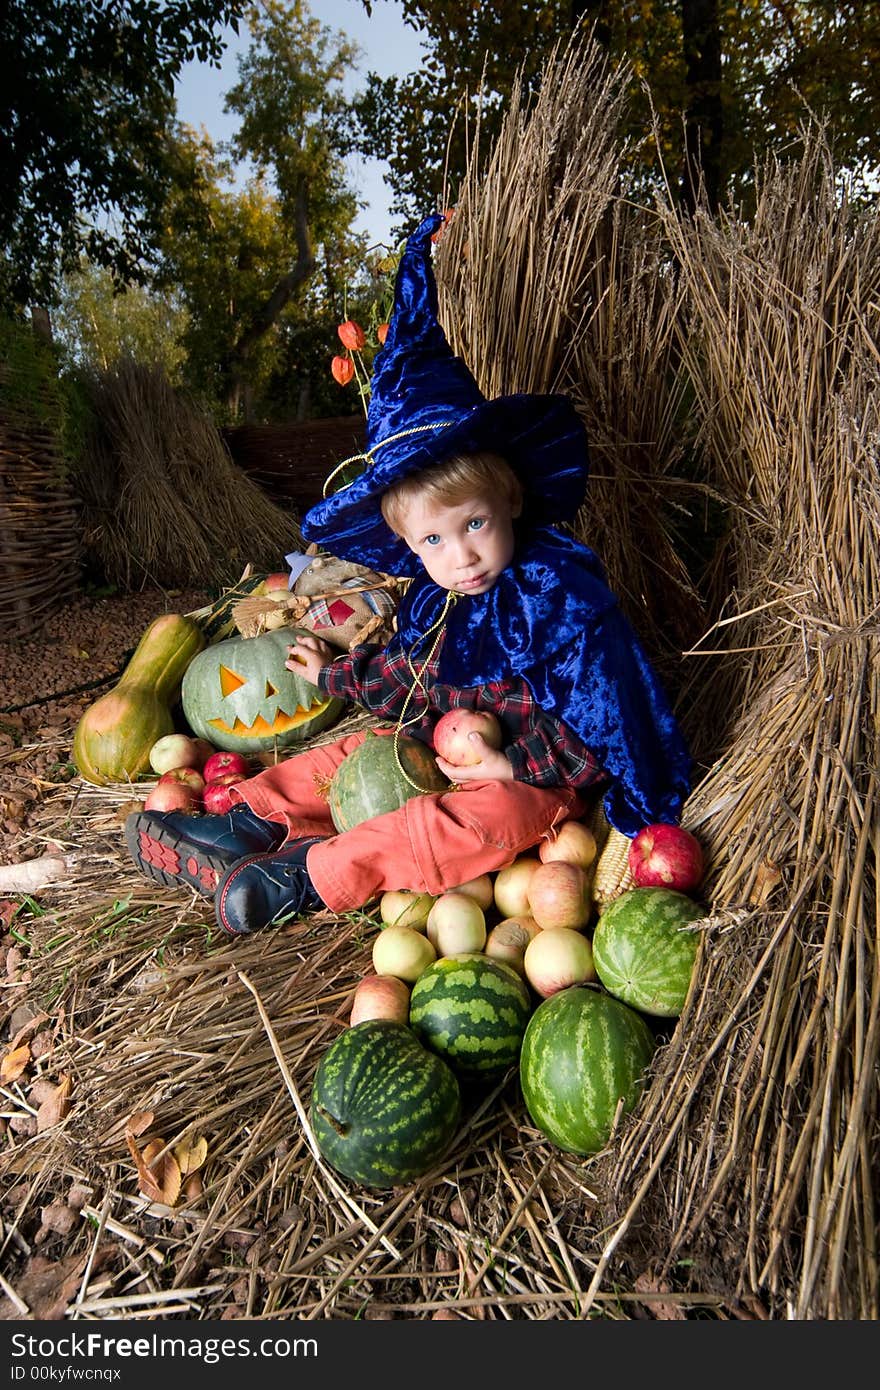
[352,1,880,221]
[0,317,65,433]
[0,315,86,481]
[0,0,250,310]
[51,263,189,380]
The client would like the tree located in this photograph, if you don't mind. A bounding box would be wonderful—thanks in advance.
[155,0,375,423]
[207,0,366,415]
[52,264,189,379]
[353,2,880,222]
[0,1,251,313]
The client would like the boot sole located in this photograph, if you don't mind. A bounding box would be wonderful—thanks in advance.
[125,813,233,898]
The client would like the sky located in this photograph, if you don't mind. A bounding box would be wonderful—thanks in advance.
[174,0,427,250]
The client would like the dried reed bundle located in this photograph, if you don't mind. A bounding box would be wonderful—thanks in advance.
[70,360,299,590]
[564,200,709,671]
[596,130,880,1320]
[434,32,708,678]
[434,30,628,400]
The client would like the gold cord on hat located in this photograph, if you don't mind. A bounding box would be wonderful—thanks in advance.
[322,421,456,498]
[393,589,459,792]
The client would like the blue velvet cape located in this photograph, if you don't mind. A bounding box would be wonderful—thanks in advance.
[396,525,692,837]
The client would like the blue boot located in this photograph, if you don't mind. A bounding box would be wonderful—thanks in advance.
[215,838,325,935]
[125,804,287,897]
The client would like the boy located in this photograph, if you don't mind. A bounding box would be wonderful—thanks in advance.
[126,213,691,935]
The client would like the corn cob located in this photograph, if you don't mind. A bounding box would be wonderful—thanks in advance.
[591,824,635,913]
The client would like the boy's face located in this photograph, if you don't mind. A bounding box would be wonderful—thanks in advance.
[397,490,520,594]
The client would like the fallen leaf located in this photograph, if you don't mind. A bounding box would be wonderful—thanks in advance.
[125,1109,155,1137]
[9,1010,50,1052]
[38,1201,78,1237]
[182,1171,204,1204]
[634,1270,687,1320]
[749,857,783,907]
[173,1134,208,1177]
[160,1153,182,1207]
[126,1133,165,1204]
[128,1135,182,1206]
[36,1074,72,1132]
[1,1044,31,1084]
[0,1252,86,1321]
[0,898,21,929]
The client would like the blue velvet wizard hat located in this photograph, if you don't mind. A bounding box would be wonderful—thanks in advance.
[300,211,590,575]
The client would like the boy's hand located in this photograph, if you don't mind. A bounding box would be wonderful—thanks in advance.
[285,632,335,686]
[434,733,514,783]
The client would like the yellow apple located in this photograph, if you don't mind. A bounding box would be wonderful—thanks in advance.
[426,892,486,955]
[493,855,541,918]
[379,889,435,931]
[523,927,596,998]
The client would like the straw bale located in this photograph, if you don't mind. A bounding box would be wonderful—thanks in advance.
[68,360,300,591]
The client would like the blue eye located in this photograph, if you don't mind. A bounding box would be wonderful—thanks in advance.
[424,534,441,546]
[467,517,486,532]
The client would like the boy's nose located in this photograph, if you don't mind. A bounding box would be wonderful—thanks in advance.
[454,538,479,566]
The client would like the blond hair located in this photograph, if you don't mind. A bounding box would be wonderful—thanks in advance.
[380,451,522,537]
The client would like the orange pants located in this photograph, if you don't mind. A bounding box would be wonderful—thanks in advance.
[230,730,584,914]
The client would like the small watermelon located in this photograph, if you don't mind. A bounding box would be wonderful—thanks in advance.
[309,1020,460,1188]
[409,953,533,1081]
[327,729,449,832]
[519,985,655,1155]
[592,886,704,1017]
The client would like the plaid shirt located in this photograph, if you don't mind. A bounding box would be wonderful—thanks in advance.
[319,636,606,794]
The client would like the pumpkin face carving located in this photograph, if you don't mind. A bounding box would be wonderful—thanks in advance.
[181,628,346,753]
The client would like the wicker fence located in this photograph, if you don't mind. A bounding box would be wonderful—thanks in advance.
[0,419,81,639]
[221,414,366,515]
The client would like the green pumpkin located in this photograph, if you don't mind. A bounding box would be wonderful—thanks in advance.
[180,627,346,753]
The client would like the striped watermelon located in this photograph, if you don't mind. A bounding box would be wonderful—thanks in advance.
[309,1019,460,1188]
[328,729,449,832]
[519,985,655,1155]
[409,954,533,1081]
[592,886,704,1017]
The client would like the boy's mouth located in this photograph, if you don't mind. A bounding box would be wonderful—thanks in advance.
[455,573,488,591]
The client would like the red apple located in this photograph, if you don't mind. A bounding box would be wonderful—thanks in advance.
[526,860,592,930]
[203,772,248,815]
[149,733,206,776]
[202,750,251,782]
[143,780,202,813]
[264,572,292,598]
[350,974,411,1027]
[157,766,206,794]
[432,709,503,767]
[628,823,704,893]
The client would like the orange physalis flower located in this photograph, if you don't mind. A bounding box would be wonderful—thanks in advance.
[331,354,355,386]
[376,322,389,345]
[337,320,366,351]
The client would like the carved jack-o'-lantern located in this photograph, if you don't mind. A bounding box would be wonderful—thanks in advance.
[181,627,346,753]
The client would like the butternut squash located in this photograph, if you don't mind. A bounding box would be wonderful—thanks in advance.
[72,614,206,786]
